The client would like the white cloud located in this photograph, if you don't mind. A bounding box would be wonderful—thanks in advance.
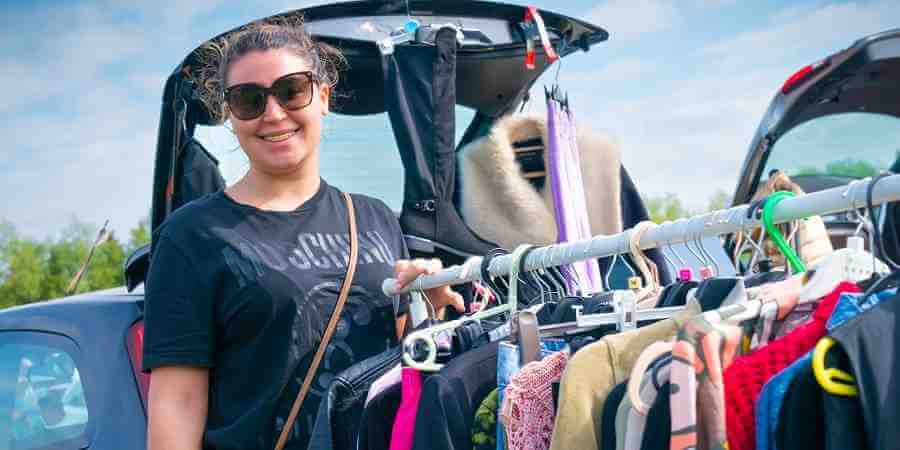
[586,0,681,42]
[0,0,342,240]
[700,0,900,71]
[561,59,652,84]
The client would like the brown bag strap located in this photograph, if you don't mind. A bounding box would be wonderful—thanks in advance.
[274,192,358,450]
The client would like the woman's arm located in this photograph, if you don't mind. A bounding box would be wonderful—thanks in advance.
[147,366,210,450]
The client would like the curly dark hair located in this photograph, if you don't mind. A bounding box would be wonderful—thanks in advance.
[192,15,346,124]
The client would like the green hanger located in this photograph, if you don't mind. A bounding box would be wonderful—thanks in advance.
[761,191,806,273]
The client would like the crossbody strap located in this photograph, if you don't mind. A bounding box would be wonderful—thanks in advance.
[274,192,358,450]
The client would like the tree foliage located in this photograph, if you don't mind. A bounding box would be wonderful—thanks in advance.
[644,189,731,223]
[0,217,150,309]
[795,158,880,179]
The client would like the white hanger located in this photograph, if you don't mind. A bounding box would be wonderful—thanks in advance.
[799,179,890,303]
[400,245,532,371]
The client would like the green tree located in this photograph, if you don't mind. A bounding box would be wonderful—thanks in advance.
[0,239,48,308]
[127,217,151,254]
[795,158,879,178]
[644,193,691,223]
[707,189,731,212]
[0,217,140,309]
[824,159,879,178]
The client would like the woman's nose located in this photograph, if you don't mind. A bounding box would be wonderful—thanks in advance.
[261,94,287,121]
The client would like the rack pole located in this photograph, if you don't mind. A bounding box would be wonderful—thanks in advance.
[383,175,900,296]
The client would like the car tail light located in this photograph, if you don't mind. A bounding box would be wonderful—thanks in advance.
[127,320,151,409]
[781,58,830,94]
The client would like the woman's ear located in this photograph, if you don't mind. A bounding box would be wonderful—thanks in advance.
[319,84,331,116]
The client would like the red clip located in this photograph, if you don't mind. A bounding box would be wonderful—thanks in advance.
[524,6,558,70]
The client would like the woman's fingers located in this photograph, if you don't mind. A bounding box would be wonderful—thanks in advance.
[394,258,442,289]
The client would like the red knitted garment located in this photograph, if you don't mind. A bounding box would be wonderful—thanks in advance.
[724,282,859,450]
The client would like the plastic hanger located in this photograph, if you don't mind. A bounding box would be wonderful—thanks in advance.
[604,238,635,291]
[800,180,889,302]
[401,247,529,371]
[761,191,806,273]
[508,245,541,365]
[867,172,900,270]
[813,337,858,397]
[628,341,674,413]
[733,198,770,274]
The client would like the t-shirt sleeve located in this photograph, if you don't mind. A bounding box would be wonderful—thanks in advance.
[142,235,216,373]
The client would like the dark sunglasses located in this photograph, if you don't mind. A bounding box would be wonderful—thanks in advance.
[224,71,318,120]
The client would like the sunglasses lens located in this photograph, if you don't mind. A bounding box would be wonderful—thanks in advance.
[227,85,266,120]
[273,73,313,110]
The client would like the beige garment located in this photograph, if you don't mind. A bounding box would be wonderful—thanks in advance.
[458,114,623,250]
[548,300,702,450]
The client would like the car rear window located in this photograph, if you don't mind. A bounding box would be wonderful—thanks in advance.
[0,332,90,450]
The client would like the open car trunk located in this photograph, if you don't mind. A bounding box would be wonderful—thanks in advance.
[729,28,900,265]
[130,0,617,288]
[734,28,900,204]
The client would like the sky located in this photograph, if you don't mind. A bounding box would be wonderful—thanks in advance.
[1,0,898,241]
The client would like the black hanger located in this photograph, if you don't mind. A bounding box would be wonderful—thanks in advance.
[480,248,510,304]
[867,172,900,270]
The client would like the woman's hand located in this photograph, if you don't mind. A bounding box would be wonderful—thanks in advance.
[394,258,465,319]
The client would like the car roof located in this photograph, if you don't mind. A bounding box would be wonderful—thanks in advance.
[0,285,143,332]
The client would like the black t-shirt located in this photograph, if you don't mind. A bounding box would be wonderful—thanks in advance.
[142,180,409,450]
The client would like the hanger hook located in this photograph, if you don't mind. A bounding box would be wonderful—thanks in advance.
[682,216,705,268]
[671,220,688,267]
[659,222,677,270]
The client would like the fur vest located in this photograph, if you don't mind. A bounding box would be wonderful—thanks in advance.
[458,115,623,250]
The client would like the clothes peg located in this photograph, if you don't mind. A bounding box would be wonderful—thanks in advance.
[522,6,558,69]
[628,276,643,290]
[615,290,637,331]
[678,268,694,282]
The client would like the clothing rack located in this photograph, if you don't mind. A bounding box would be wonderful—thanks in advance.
[383,174,900,296]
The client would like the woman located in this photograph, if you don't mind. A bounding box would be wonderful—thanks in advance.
[143,19,463,450]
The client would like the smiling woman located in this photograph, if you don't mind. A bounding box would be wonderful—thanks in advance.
[142,17,463,450]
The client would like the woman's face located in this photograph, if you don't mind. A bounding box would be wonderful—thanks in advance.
[226,48,330,178]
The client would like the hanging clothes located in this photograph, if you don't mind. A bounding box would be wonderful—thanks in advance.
[827,292,900,450]
[723,283,858,450]
[411,342,500,450]
[472,389,500,450]
[457,114,673,286]
[548,300,701,450]
[545,96,603,293]
[499,350,569,450]
[389,368,424,450]
[668,312,743,450]
[756,288,894,450]
[496,339,569,450]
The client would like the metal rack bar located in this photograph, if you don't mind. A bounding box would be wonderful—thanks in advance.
[383,175,900,296]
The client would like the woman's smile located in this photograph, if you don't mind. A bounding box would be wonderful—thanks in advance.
[258,128,300,144]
